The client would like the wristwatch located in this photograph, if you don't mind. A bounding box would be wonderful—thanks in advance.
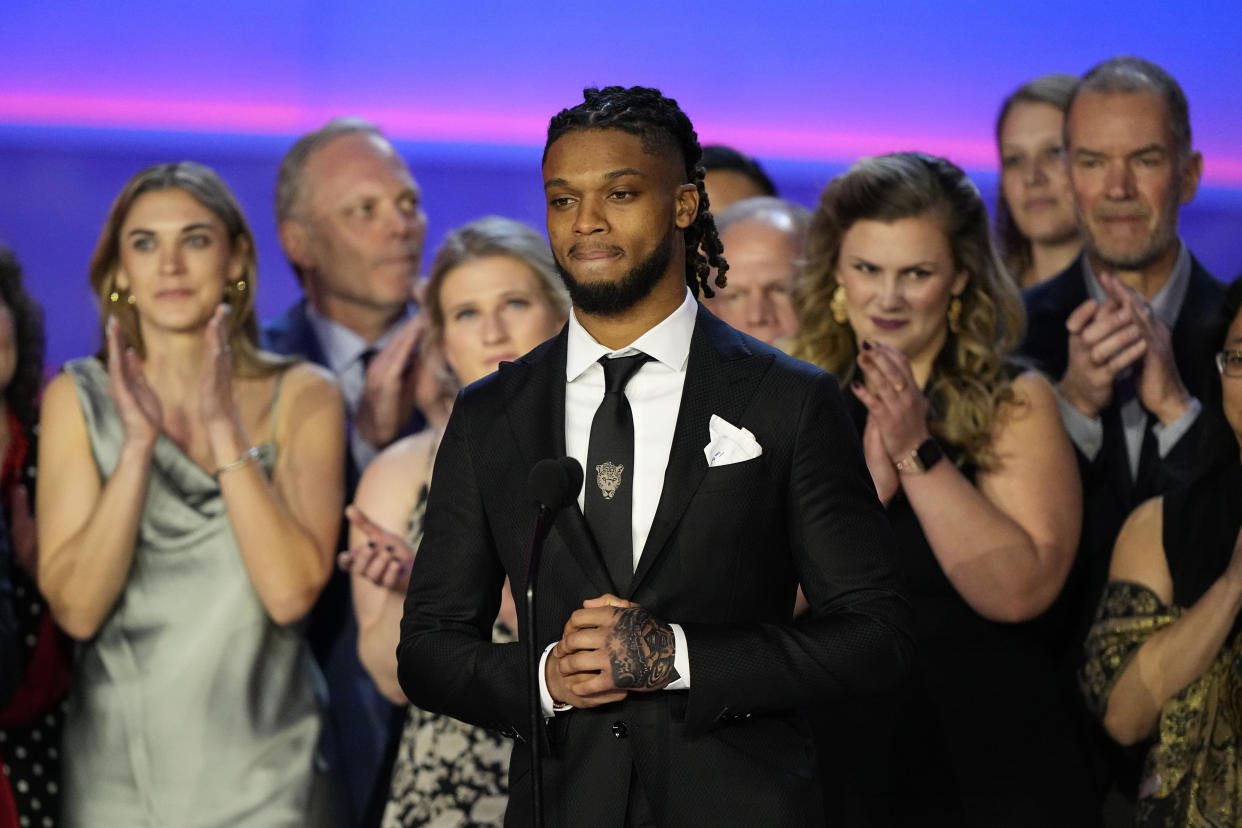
[894,437,944,474]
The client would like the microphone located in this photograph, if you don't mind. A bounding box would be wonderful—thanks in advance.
[529,456,584,513]
[523,456,582,828]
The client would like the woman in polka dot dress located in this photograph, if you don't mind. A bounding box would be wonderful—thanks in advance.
[0,246,70,828]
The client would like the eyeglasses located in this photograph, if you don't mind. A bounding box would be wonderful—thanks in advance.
[1216,350,1242,377]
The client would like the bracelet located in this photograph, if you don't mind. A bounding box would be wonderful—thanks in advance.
[213,445,263,479]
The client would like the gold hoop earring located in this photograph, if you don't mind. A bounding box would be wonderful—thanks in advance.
[830,285,849,325]
[947,296,963,334]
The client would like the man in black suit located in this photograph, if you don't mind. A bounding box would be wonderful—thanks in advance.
[1021,57,1223,609]
[1019,56,1224,808]
[398,86,912,827]
[263,117,429,825]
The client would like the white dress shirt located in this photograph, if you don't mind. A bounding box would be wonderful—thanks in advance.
[304,303,409,472]
[539,288,698,714]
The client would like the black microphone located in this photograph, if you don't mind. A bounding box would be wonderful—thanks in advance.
[523,456,582,828]
[529,456,584,513]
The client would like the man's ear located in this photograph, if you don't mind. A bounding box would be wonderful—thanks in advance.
[278,219,312,271]
[1179,150,1204,205]
[674,183,699,230]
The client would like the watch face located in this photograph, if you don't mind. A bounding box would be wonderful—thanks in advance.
[917,438,943,470]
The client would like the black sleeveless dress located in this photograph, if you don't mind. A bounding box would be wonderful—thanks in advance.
[813,395,1098,828]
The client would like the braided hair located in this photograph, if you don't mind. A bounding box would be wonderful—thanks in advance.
[544,86,728,298]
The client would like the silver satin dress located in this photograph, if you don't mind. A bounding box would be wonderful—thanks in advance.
[59,358,328,828]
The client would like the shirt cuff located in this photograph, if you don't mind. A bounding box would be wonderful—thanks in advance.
[1153,396,1201,457]
[538,641,565,717]
[666,623,691,689]
[1053,385,1104,461]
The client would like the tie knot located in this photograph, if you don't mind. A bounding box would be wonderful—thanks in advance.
[359,347,379,372]
[600,353,650,394]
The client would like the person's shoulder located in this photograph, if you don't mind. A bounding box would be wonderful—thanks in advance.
[259,300,312,354]
[1023,257,1084,318]
[276,361,343,412]
[357,430,435,501]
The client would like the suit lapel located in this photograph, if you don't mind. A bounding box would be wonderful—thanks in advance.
[629,306,771,595]
[500,329,614,595]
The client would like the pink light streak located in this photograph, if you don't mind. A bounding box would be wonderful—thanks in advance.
[3,93,1241,187]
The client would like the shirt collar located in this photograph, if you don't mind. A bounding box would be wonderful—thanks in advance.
[304,303,410,373]
[1082,241,1192,328]
[565,287,698,382]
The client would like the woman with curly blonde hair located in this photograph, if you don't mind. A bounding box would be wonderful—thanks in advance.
[793,153,1096,825]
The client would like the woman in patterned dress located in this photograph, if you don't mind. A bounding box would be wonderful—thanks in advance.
[339,217,568,827]
[1082,276,1242,827]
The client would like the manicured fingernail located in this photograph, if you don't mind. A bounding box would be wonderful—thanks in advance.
[368,541,376,549]
[386,545,395,554]
[861,340,871,351]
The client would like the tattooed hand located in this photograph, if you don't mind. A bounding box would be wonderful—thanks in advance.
[548,595,679,706]
[605,607,678,690]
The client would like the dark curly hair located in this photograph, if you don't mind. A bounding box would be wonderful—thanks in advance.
[544,86,729,298]
[0,246,46,436]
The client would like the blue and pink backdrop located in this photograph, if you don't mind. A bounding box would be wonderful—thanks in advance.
[3,0,1240,369]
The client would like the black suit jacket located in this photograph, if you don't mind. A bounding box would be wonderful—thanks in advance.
[398,305,913,828]
[1019,253,1224,648]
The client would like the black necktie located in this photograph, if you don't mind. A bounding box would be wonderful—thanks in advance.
[585,353,650,594]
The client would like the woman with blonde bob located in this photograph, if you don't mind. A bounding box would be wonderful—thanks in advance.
[793,152,1095,824]
[38,162,345,826]
[338,216,569,827]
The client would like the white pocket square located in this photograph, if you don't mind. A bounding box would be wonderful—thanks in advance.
[703,414,763,467]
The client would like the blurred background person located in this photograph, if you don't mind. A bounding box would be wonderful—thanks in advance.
[338,217,568,828]
[708,196,810,346]
[0,245,69,828]
[1082,276,1242,827]
[792,152,1094,826]
[264,117,431,823]
[700,144,777,212]
[994,73,1082,288]
[37,162,345,826]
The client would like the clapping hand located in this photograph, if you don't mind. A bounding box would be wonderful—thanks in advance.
[105,316,162,447]
[338,504,415,592]
[851,341,932,470]
[1098,273,1191,426]
[355,313,427,448]
[1059,281,1146,419]
[198,304,238,432]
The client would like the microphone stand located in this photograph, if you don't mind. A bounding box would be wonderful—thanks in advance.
[524,503,557,828]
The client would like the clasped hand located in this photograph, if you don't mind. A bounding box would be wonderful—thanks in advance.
[546,594,677,709]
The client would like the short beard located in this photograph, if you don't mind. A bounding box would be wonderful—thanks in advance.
[556,232,676,317]
[1080,183,1182,272]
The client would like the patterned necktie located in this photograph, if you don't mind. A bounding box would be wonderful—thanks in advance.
[585,353,651,595]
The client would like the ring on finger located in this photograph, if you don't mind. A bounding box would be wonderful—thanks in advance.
[892,382,906,392]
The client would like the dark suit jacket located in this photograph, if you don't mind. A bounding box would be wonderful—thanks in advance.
[1020,254,1223,652]
[398,304,913,828]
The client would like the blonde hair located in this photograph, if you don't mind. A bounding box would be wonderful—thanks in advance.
[791,153,1026,468]
[89,162,285,377]
[424,216,570,343]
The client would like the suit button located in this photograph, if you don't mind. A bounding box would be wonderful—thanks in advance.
[611,721,628,739]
